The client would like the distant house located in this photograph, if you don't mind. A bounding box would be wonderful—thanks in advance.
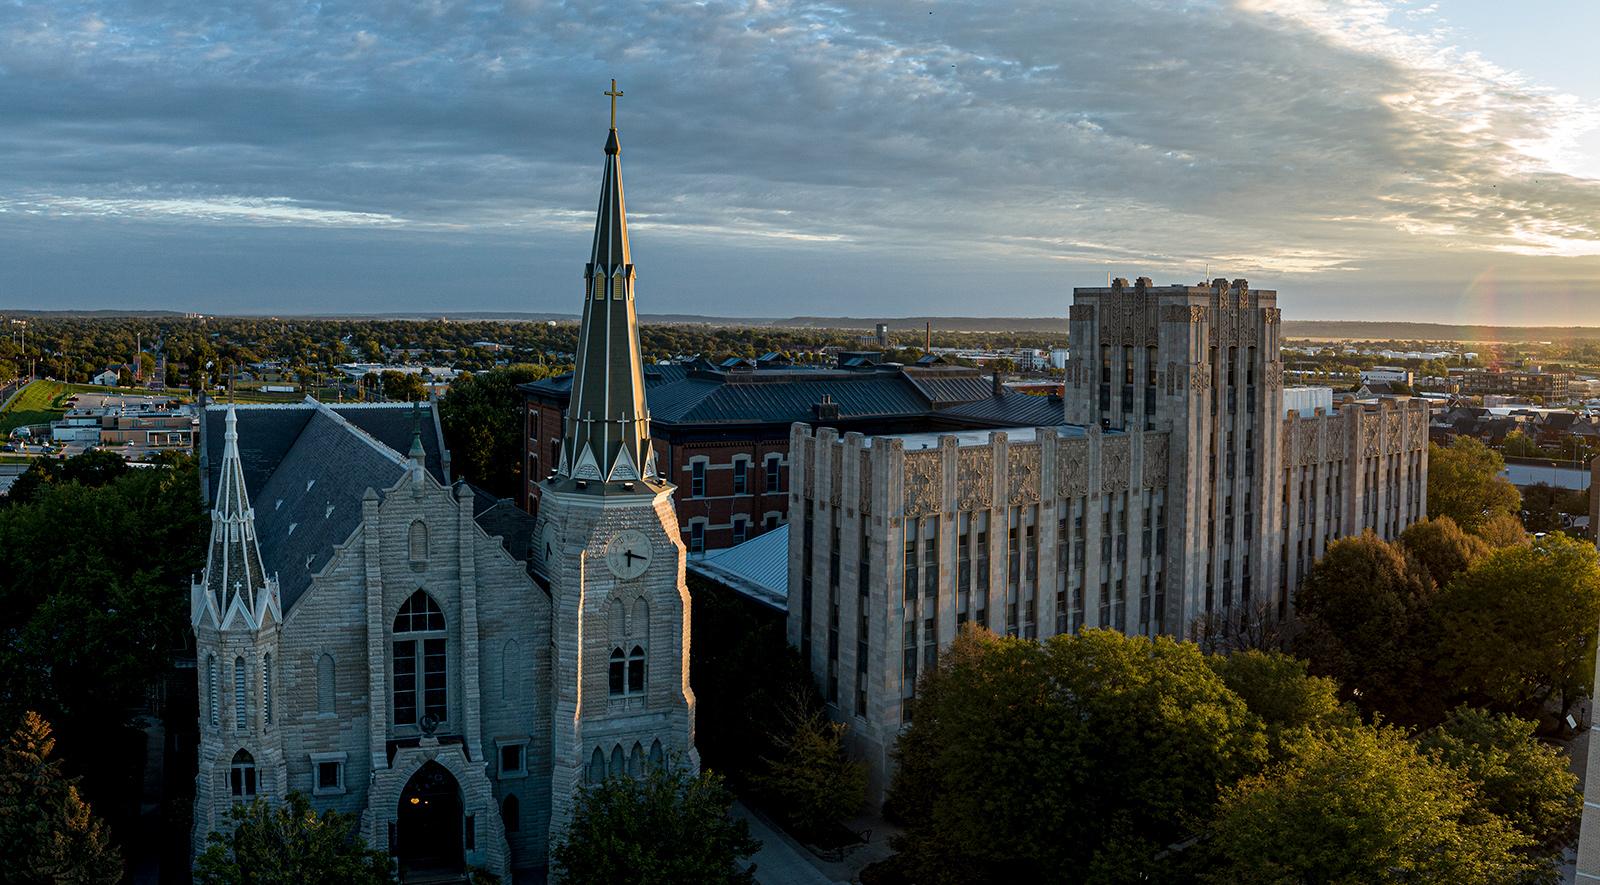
[92,367,122,386]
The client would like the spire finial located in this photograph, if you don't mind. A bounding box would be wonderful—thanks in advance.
[408,401,426,461]
[605,78,623,130]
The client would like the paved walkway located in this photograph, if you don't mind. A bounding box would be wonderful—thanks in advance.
[732,803,845,885]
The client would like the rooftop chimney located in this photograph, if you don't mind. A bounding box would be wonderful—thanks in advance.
[992,370,1005,397]
[813,393,841,422]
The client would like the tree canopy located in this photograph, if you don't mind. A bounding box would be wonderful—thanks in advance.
[551,764,760,885]
[1428,437,1521,535]
[0,711,121,884]
[889,628,1266,882]
[439,364,555,498]
[1204,723,1536,884]
[1433,533,1600,718]
[194,792,394,885]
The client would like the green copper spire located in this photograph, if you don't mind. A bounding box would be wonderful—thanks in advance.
[555,82,656,492]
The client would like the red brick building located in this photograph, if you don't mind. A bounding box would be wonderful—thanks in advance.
[523,357,1062,552]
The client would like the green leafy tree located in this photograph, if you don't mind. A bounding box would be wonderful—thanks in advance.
[1208,649,1354,759]
[1433,533,1600,718]
[889,628,1266,883]
[1502,430,1542,458]
[375,370,426,402]
[1204,724,1536,884]
[1476,510,1531,548]
[439,365,553,498]
[0,711,121,884]
[551,765,759,885]
[1293,532,1441,724]
[1419,707,1579,869]
[1398,515,1490,591]
[753,692,867,836]
[194,792,394,885]
[1428,437,1521,535]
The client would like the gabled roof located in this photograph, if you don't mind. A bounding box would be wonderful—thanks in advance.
[937,392,1066,428]
[688,524,788,611]
[200,401,458,611]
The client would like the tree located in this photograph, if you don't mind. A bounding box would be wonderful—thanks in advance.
[1208,650,1354,759]
[889,629,1266,882]
[1204,724,1536,884]
[1501,430,1542,458]
[0,711,121,884]
[1433,533,1600,719]
[194,792,393,885]
[1476,510,1530,548]
[551,765,760,885]
[1398,516,1489,591]
[1419,707,1579,868]
[1428,437,1521,535]
[376,370,425,402]
[439,365,553,498]
[753,692,867,836]
[1293,532,1441,724]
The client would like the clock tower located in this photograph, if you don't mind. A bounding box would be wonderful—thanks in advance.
[536,81,698,848]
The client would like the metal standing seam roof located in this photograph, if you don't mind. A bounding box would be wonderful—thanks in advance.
[936,392,1067,427]
[688,524,788,610]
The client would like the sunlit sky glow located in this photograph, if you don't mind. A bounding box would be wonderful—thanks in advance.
[2,0,1598,323]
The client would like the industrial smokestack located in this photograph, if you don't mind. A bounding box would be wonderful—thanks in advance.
[925,321,932,352]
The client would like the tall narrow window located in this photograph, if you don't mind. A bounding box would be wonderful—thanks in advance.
[230,749,256,799]
[393,590,447,727]
[234,656,246,730]
[317,654,335,714]
[765,455,782,493]
[502,795,520,833]
[207,655,218,727]
[733,459,748,495]
[409,520,428,562]
[627,645,646,695]
[262,653,273,726]
[649,739,665,769]
[588,748,606,784]
[732,517,748,546]
[691,461,706,498]
[609,649,625,696]
[689,522,705,554]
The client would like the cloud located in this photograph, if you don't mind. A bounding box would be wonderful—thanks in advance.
[0,0,1597,316]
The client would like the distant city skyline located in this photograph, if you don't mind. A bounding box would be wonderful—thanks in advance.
[2,0,1597,324]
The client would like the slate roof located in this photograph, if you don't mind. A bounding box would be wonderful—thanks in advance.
[523,363,1006,429]
[199,400,515,612]
[688,524,788,611]
[937,392,1067,428]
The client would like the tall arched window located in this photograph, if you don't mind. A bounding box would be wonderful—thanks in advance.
[608,649,625,697]
[629,742,644,777]
[262,653,273,726]
[610,745,624,778]
[393,590,447,727]
[649,739,664,770]
[230,749,256,799]
[588,747,605,784]
[627,645,646,695]
[502,794,520,833]
[234,656,247,730]
[207,655,218,727]
[408,520,428,563]
[317,654,335,714]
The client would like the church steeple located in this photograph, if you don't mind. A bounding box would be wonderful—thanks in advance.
[192,406,280,630]
[555,80,656,492]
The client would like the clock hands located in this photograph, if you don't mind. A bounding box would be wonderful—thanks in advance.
[623,548,645,565]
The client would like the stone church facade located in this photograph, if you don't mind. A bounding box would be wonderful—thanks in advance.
[788,278,1431,800]
[192,108,696,879]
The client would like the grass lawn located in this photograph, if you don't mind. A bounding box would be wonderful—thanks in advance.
[0,380,66,434]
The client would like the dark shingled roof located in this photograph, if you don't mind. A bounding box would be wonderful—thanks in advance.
[937,392,1066,428]
[200,400,517,611]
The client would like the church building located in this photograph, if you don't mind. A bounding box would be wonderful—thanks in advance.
[191,96,696,879]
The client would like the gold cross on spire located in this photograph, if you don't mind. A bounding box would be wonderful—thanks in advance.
[605,79,623,129]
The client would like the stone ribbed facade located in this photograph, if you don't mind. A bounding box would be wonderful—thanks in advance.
[787,278,1429,801]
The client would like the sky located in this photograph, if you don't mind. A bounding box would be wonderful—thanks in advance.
[2,0,1599,324]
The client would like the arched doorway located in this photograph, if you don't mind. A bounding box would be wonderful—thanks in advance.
[396,760,463,877]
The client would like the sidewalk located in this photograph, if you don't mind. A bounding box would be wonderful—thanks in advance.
[732,802,846,885]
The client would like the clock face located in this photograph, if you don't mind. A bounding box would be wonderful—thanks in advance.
[604,529,653,580]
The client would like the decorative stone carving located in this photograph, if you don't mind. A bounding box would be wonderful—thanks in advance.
[1384,413,1402,449]
[1056,439,1090,497]
[1409,409,1427,449]
[1362,418,1380,458]
[1101,436,1131,492]
[1099,291,1158,346]
[1007,445,1041,504]
[1190,366,1210,392]
[828,456,842,506]
[956,448,992,511]
[1070,304,1095,322]
[1141,435,1169,488]
[859,459,872,515]
[903,451,941,517]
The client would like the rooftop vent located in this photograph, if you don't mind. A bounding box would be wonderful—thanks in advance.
[813,394,842,422]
